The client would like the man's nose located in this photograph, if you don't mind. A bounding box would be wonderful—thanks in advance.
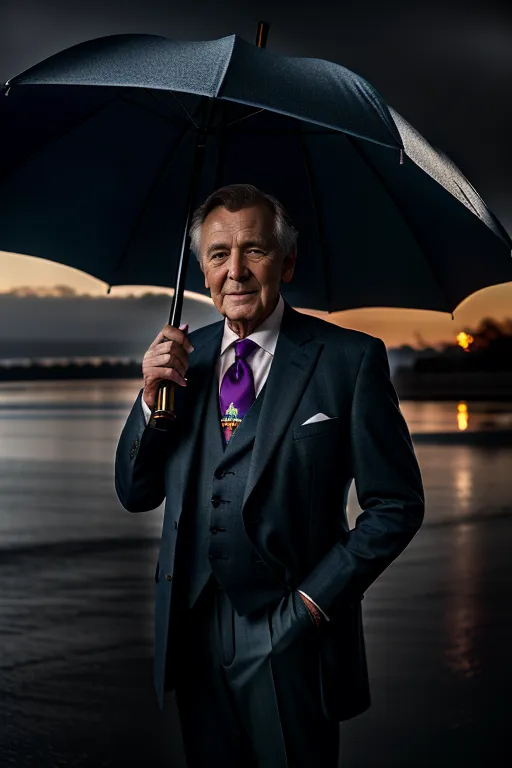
[228,252,250,280]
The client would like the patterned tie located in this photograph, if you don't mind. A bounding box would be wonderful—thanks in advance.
[219,338,258,444]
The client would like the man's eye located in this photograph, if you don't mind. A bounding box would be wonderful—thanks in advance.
[209,249,264,259]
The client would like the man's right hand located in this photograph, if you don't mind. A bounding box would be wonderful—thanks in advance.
[142,322,195,410]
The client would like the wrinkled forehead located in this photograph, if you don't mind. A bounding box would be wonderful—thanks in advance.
[202,204,275,241]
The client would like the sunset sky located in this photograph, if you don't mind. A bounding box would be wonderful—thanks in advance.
[1,249,510,350]
[1,0,510,350]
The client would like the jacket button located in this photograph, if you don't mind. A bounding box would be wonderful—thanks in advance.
[214,468,225,479]
[165,573,173,581]
[211,495,221,508]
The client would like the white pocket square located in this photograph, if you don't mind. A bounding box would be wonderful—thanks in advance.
[301,413,336,426]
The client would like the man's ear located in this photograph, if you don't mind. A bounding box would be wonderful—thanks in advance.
[281,246,297,284]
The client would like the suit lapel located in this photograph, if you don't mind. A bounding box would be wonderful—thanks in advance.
[241,301,323,511]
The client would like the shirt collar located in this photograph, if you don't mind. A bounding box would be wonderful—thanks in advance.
[220,293,285,356]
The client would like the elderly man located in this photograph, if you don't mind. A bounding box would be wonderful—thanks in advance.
[115,184,425,767]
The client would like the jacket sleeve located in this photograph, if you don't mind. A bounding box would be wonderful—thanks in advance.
[297,336,425,616]
[114,388,179,513]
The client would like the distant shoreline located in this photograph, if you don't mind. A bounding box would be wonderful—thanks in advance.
[1,362,512,401]
[393,369,512,401]
[0,362,142,381]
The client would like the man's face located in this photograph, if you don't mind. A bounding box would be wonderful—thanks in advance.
[199,203,296,330]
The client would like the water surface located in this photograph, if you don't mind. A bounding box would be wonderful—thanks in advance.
[0,380,510,766]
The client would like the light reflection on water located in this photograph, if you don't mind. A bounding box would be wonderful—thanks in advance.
[0,379,138,407]
[399,399,512,433]
[1,379,511,425]
[0,379,510,536]
[443,522,482,680]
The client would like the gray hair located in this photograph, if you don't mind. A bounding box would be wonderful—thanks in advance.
[188,183,298,264]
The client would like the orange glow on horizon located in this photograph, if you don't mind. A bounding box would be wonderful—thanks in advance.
[456,332,474,351]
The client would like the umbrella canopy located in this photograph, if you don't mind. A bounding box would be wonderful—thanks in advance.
[0,32,510,315]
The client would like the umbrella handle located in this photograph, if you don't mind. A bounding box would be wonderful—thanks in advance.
[148,380,177,430]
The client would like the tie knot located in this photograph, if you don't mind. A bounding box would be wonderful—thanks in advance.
[234,338,258,360]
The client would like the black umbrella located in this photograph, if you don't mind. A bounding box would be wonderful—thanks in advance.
[1,23,510,429]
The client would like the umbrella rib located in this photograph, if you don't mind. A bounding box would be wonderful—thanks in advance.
[219,99,400,149]
[224,128,340,136]
[343,133,453,314]
[122,89,183,125]
[121,90,194,130]
[296,121,331,312]
[1,88,195,183]
[166,90,200,130]
[452,177,512,248]
[221,108,265,130]
[110,124,192,287]
[451,176,512,247]
[143,88,179,121]
[0,88,133,181]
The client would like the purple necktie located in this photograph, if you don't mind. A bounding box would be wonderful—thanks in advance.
[219,338,258,444]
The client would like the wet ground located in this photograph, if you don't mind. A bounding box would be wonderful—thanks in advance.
[0,388,510,766]
[1,511,510,767]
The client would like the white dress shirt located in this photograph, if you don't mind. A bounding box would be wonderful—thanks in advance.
[141,293,329,622]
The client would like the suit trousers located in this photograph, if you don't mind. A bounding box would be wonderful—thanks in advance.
[172,574,340,768]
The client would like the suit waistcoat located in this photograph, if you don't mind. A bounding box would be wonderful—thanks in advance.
[172,362,288,616]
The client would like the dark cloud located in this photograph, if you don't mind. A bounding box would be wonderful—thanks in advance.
[0,292,220,358]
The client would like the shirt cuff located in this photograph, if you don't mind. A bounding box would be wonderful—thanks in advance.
[297,590,330,622]
[141,395,152,425]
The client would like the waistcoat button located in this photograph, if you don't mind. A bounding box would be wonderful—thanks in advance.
[214,468,225,479]
[211,495,221,508]
[210,525,227,534]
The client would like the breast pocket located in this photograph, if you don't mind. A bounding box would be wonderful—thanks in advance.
[292,417,339,441]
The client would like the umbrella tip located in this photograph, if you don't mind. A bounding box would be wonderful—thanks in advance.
[255,21,270,48]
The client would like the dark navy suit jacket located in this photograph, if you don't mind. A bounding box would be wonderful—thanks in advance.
[115,298,425,719]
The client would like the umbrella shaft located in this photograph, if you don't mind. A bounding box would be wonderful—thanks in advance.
[151,99,216,431]
[168,98,214,327]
